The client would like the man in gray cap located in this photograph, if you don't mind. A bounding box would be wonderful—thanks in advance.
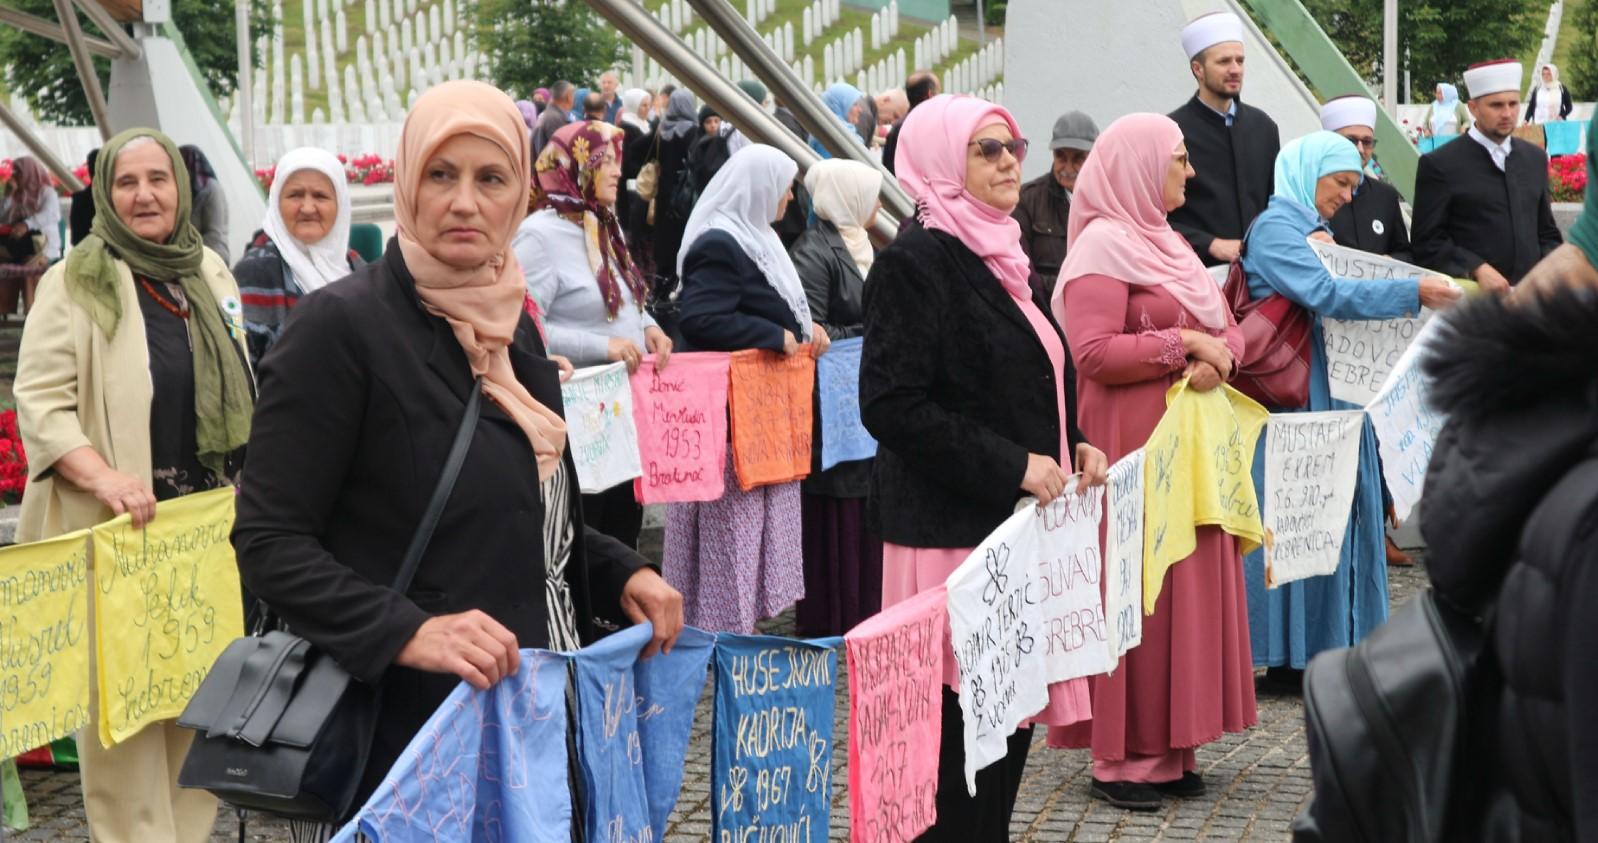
[1013,111,1099,299]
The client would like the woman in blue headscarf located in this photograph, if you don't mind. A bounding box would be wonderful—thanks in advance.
[810,82,867,158]
[1423,83,1469,137]
[1240,131,1461,682]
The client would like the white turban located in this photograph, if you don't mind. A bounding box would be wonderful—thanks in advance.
[1320,96,1379,132]
[1182,12,1244,60]
[1463,61,1523,99]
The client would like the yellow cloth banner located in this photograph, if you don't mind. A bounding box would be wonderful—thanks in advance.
[0,529,92,758]
[92,488,244,748]
[1142,380,1268,614]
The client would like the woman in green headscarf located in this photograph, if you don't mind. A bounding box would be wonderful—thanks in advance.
[13,127,253,843]
[1237,130,1460,687]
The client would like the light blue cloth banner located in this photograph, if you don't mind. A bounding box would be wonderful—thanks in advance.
[1418,133,1459,154]
[711,633,843,843]
[571,623,715,843]
[816,337,877,470]
[1546,121,1585,157]
[330,650,572,843]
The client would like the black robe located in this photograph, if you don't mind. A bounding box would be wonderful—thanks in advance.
[1329,177,1413,263]
[1167,94,1280,265]
[1411,134,1562,284]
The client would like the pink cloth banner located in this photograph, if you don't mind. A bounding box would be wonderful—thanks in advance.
[629,353,731,504]
[845,586,946,842]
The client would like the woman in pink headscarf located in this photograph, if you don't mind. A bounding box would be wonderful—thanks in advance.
[858,94,1109,837]
[1048,113,1256,810]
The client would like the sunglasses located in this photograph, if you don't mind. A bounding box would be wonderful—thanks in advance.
[1345,136,1378,150]
[968,137,1029,164]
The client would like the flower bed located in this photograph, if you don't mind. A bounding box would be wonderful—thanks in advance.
[0,409,28,505]
[255,153,396,191]
[0,159,91,195]
[1550,152,1587,203]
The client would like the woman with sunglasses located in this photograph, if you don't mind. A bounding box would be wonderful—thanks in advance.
[859,94,1109,838]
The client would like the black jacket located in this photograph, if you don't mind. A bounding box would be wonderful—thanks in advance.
[1013,172,1071,301]
[1422,287,1598,841]
[68,187,95,247]
[860,219,1086,548]
[1411,135,1562,283]
[882,118,904,175]
[677,229,804,353]
[232,243,648,810]
[651,128,701,284]
[1328,177,1413,263]
[791,220,870,498]
[1167,94,1280,265]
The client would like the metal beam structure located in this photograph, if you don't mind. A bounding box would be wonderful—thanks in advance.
[1382,0,1396,114]
[682,0,915,226]
[0,98,86,192]
[0,4,120,57]
[72,0,143,59]
[52,0,115,140]
[1238,0,1419,200]
[235,0,254,165]
[582,0,901,240]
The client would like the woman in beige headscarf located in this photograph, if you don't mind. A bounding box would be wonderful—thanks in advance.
[231,80,682,839]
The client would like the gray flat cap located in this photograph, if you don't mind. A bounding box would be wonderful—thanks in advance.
[1050,111,1099,151]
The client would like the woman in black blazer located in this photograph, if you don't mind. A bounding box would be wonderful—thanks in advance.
[789,158,883,637]
[859,95,1107,840]
[665,144,830,636]
[231,82,682,830]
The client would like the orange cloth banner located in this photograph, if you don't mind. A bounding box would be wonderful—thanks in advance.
[728,348,815,491]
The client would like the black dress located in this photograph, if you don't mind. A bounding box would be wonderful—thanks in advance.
[1167,95,1281,265]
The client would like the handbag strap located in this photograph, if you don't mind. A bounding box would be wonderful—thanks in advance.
[390,377,484,595]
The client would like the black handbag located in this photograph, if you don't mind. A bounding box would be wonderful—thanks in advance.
[177,379,484,822]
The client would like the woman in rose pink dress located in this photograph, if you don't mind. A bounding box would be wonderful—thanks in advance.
[1049,113,1258,810]
[859,94,1109,838]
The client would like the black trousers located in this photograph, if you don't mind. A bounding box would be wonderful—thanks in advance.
[918,687,1032,841]
[581,483,643,549]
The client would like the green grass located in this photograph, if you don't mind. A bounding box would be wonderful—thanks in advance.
[1552,0,1587,79]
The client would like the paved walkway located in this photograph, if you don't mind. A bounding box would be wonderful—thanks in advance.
[12,559,1429,841]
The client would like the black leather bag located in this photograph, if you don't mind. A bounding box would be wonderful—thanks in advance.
[1292,589,1495,842]
[177,380,484,822]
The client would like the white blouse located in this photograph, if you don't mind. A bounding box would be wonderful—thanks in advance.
[513,208,658,367]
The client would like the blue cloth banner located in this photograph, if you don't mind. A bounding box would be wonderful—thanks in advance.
[1546,121,1585,157]
[816,337,877,470]
[711,633,843,843]
[331,651,572,843]
[571,623,715,843]
[1417,133,1458,154]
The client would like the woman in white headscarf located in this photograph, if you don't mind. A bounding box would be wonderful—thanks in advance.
[787,158,882,636]
[667,144,830,634]
[617,88,653,235]
[1525,63,1573,124]
[232,147,362,366]
[1422,83,1470,137]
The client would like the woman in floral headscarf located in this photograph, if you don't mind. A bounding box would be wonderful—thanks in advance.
[514,120,673,547]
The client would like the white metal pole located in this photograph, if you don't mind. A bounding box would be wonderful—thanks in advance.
[237,0,255,167]
[1383,0,1397,116]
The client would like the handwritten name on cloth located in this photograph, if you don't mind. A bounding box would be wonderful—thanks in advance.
[1033,485,1116,683]
[1263,411,1365,587]
[1308,239,1435,406]
[945,505,1049,795]
[1367,318,1448,522]
[845,586,946,842]
[1103,450,1146,662]
[562,362,644,493]
[630,353,731,504]
[91,488,244,748]
[711,633,841,843]
[728,348,816,491]
[571,623,715,843]
[331,651,572,843]
[0,530,92,757]
[816,337,877,470]
[1141,382,1268,614]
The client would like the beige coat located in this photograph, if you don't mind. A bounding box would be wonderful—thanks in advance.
[15,247,250,543]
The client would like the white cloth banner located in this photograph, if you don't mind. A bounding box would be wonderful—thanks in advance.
[1103,449,1145,662]
[1309,239,1436,406]
[1367,318,1448,522]
[945,504,1048,796]
[1032,483,1115,684]
[560,363,644,493]
[1262,411,1365,587]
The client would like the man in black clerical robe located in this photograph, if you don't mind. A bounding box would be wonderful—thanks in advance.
[1412,60,1562,288]
[1320,95,1413,262]
[1168,15,1281,266]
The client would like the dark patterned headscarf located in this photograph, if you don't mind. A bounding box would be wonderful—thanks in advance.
[530,120,646,319]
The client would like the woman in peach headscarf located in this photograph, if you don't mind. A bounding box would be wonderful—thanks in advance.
[232,80,683,838]
[1049,113,1256,811]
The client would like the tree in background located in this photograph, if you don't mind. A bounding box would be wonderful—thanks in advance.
[477,0,628,99]
[1300,0,1545,102]
[0,0,268,126]
[1564,0,1598,100]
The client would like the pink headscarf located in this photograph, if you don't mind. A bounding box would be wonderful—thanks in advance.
[894,94,1033,299]
[1054,113,1230,331]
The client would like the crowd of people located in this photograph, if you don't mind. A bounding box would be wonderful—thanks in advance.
[6,7,1597,842]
